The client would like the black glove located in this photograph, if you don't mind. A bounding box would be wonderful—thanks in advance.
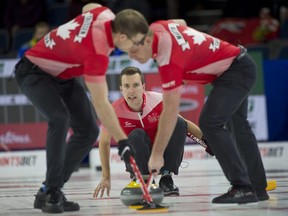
[202,136,214,156]
[118,139,135,164]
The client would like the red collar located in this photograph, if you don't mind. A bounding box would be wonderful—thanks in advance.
[124,93,146,113]
[104,20,114,48]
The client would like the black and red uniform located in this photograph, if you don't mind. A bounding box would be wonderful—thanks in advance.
[14,6,115,191]
[150,20,267,193]
[102,91,187,175]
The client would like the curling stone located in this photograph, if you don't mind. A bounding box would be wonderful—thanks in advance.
[120,181,164,206]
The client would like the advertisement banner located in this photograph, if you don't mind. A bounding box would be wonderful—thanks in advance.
[0,122,104,151]
[89,142,288,173]
[0,150,46,177]
[0,123,47,151]
[0,141,286,178]
[248,95,268,141]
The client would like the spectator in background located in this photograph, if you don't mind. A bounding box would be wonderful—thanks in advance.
[209,5,280,46]
[17,22,50,58]
[4,0,47,36]
[252,7,279,43]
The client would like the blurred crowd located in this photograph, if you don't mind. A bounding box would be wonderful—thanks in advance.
[0,0,287,59]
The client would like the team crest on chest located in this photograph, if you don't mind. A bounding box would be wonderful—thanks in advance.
[147,113,159,123]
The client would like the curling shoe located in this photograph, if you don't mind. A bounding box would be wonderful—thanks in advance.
[34,187,80,213]
[159,174,179,196]
[212,185,258,204]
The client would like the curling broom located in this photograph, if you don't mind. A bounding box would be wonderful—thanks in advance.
[129,156,169,213]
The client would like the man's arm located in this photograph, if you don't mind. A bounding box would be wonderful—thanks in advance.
[99,130,112,180]
[179,115,203,139]
[93,129,112,198]
[85,80,127,142]
[180,116,214,156]
[149,88,182,173]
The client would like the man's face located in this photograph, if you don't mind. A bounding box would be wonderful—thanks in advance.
[117,33,146,53]
[116,33,153,63]
[34,26,50,41]
[127,35,153,64]
[120,73,145,111]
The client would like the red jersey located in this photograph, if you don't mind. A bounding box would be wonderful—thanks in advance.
[150,20,241,91]
[25,6,115,84]
[102,91,163,144]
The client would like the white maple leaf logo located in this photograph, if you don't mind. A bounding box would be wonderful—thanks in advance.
[56,19,80,40]
[183,29,206,45]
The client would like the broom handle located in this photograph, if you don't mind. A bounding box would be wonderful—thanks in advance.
[129,156,153,203]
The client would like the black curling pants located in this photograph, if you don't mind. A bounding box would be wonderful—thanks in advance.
[199,54,267,191]
[126,117,187,176]
[14,57,99,190]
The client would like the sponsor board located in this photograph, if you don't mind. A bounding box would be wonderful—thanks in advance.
[89,142,288,173]
[0,142,286,178]
[0,123,48,150]
[0,123,100,151]
[0,150,46,177]
[248,95,268,141]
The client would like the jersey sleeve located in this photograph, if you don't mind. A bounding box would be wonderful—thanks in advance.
[83,54,109,83]
[158,64,183,91]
